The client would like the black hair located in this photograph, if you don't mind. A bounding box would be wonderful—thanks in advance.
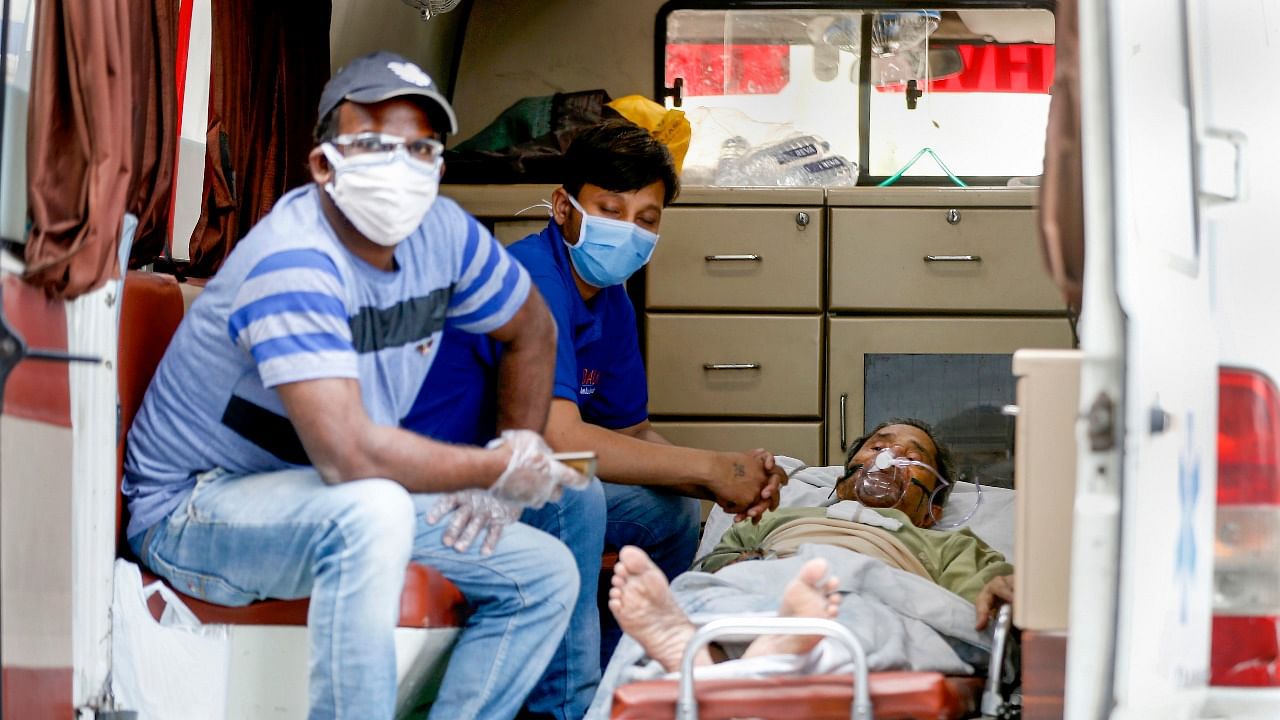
[845,417,956,507]
[562,119,680,207]
[314,108,340,145]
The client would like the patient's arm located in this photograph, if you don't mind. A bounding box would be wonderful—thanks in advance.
[974,574,1015,630]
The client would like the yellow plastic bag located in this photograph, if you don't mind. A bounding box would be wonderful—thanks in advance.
[606,95,691,174]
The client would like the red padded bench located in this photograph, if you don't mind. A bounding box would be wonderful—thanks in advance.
[117,270,467,628]
[611,672,985,720]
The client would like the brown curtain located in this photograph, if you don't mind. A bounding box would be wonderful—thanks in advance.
[1038,0,1085,312]
[184,0,332,278]
[24,0,177,299]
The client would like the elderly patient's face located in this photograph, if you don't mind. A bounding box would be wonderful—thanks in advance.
[836,424,942,528]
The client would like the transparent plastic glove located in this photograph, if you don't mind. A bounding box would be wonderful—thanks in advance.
[485,429,591,509]
[425,490,520,556]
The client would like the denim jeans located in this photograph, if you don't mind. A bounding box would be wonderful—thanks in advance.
[518,480,700,719]
[131,468,577,720]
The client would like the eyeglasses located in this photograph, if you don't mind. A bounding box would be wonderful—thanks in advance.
[330,132,444,163]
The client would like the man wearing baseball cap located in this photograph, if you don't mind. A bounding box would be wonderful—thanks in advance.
[123,51,583,719]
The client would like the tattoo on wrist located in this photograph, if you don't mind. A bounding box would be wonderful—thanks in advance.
[733,462,746,478]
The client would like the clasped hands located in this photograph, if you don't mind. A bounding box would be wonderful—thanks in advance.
[708,449,790,524]
[426,429,589,555]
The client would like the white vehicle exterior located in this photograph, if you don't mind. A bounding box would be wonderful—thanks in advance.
[1069,1,1280,718]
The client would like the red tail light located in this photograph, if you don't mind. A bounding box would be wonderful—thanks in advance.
[1212,368,1280,686]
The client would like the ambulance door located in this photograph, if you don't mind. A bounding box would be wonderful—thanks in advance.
[1066,1,1217,719]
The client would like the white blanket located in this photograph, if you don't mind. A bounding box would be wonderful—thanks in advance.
[586,543,994,719]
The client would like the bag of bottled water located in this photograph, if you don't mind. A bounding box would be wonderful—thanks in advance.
[734,135,830,184]
[777,155,859,187]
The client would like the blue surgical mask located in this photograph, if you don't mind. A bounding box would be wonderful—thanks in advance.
[563,193,659,288]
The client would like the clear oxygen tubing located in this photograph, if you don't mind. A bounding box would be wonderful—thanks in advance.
[877,147,968,187]
[513,200,554,216]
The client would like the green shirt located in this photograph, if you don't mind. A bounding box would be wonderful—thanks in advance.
[701,507,1013,604]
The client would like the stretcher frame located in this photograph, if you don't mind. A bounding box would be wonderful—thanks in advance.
[612,605,1016,720]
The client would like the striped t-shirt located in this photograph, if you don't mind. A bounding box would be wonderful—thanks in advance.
[123,185,530,539]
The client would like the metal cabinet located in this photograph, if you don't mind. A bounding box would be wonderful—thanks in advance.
[444,184,1073,470]
[647,206,824,311]
[829,207,1064,312]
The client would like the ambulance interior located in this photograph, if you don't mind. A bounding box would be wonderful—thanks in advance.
[0,0,1160,717]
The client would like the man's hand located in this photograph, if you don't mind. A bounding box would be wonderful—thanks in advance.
[426,490,520,556]
[975,574,1015,630]
[705,451,782,524]
[735,449,787,523]
[488,429,590,507]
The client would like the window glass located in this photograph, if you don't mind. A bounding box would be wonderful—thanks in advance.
[2,0,35,245]
[870,39,1053,178]
[863,353,1016,488]
[665,9,864,187]
[663,7,1055,186]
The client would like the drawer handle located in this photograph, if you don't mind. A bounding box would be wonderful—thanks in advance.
[705,254,762,262]
[839,393,848,452]
[924,254,982,263]
[703,363,761,371]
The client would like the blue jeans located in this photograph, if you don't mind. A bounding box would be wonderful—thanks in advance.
[519,480,700,719]
[131,468,577,720]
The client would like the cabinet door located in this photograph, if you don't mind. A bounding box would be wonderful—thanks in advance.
[829,208,1065,312]
[646,207,823,311]
[826,317,1073,478]
[647,314,822,417]
[648,421,824,467]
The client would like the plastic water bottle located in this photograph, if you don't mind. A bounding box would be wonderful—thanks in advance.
[734,135,831,185]
[777,155,859,187]
[714,136,751,186]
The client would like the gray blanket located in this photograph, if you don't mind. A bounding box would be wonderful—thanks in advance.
[586,544,994,719]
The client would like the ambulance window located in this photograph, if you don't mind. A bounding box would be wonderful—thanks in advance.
[2,0,34,246]
[661,5,1055,186]
[869,11,1055,180]
[663,8,864,187]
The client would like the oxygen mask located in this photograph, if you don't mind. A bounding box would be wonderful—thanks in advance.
[848,449,947,509]
[840,448,985,530]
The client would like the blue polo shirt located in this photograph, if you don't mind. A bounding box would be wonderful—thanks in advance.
[403,221,649,444]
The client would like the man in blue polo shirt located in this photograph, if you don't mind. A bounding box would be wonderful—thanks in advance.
[404,119,786,719]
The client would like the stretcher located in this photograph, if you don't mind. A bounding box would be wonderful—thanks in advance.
[610,606,1016,720]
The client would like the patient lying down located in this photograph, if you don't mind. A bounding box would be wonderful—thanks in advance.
[610,418,1016,673]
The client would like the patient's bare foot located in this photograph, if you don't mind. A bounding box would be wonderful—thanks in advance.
[741,558,843,659]
[609,545,708,672]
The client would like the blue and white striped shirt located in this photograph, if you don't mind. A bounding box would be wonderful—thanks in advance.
[122,185,530,538]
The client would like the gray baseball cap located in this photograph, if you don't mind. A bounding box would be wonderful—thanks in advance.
[317,51,458,134]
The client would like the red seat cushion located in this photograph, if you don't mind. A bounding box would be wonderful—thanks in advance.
[610,672,984,720]
[141,563,466,628]
[119,271,467,629]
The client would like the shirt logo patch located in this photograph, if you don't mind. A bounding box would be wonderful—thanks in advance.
[580,368,600,396]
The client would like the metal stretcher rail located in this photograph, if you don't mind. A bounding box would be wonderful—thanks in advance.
[676,617,873,720]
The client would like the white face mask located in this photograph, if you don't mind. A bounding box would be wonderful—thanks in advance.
[321,143,441,247]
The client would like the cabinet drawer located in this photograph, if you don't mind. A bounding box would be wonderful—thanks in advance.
[825,316,1074,466]
[646,207,823,311]
[647,314,822,417]
[648,421,824,466]
[828,208,1064,312]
